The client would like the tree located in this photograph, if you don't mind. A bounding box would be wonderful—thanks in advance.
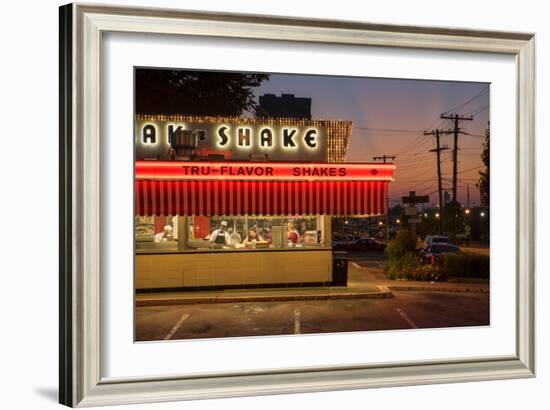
[389,204,404,219]
[135,69,270,116]
[477,123,490,207]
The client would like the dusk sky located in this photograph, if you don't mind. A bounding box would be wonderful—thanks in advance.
[254,74,490,206]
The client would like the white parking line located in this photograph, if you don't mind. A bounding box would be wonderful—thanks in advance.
[396,308,418,329]
[294,308,301,334]
[164,313,190,340]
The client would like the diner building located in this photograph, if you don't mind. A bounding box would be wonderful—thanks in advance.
[135,115,395,291]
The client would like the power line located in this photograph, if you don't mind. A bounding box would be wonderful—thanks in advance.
[355,126,423,133]
[395,149,437,161]
[394,134,431,156]
[423,114,448,135]
[394,164,437,173]
[394,178,442,182]
[396,157,441,166]
[441,87,489,115]
[457,164,484,174]
[372,155,396,163]
[390,179,436,196]
[464,104,489,116]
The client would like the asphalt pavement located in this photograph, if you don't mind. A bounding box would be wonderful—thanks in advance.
[135,290,489,341]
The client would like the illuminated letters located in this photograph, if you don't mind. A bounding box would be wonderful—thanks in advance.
[260,128,273,148]
[142,124,156,144]
[167,124,183,144]
[195,123,322,152]
[304,129,317,149]
[291,166,347,177]
[283,128,297,148]
[237,127,251,147]
[217,126,230,146]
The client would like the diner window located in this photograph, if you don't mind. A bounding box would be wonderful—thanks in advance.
[135,215,179,250]
[186,215,328,251]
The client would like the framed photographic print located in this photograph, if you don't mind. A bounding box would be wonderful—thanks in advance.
[59,3,535,407]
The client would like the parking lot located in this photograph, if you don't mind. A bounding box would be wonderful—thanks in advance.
[135,290,489,341]
[135,247,490,341]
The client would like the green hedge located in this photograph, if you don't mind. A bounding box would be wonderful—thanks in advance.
[440,252,489,278]
[384,251,418,280]
[382,231,490,282]
[384,252,447,281]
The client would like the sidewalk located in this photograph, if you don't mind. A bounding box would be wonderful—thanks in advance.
[136,262,488,306]
[350,262,490,294]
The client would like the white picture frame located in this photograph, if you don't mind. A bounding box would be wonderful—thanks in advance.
[59,3,535,407]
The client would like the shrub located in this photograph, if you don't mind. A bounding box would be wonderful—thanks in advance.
[383,229,451,282]
[410,263,448,282]
[384,251,447,281]
[384,229,416,260]
[384,251,418,278]
[440,252,489,278]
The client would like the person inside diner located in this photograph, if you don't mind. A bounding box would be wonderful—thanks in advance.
[262,225,272,244]
[154,225,173,242]
[227,227,242,247]
[243,227,264,246]
[287,221,301,245]
[209,220,230,246]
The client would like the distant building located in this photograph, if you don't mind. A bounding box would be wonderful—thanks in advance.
[258,93,312,119]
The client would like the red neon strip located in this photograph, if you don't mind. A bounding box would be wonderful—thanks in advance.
[135,161,395,182]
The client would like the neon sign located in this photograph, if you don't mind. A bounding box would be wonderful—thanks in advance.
[216,125,318,150]
[135,117,333,162]
[142,123,319,150]
[135,161,395,182]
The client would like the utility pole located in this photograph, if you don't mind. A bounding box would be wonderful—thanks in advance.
[373,155,396,240]
[467,184,470,208]
[373,155,396,163]
[440,113,473,203]
[424,129,449,234]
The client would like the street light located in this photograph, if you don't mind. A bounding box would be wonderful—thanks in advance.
[424,213,428,218]
[465,208,471,215]
[435,212,440,218]
[480,211,486,217]
[396,219,401,224]
[378,221,384,226]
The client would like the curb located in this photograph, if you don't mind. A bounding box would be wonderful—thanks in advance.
[388,285,489,293]
[136,286,393,306]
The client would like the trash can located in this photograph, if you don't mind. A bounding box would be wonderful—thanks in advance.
[332,258,348,286]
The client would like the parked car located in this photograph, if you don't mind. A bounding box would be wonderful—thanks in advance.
[333,237,386,252]
[332,236,359,250]
[352,238,387,251]
[420,243,460,264]
[422,235,452,250]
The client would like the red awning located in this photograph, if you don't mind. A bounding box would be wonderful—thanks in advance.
[135,161,394,216]
[135,180,388,216]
